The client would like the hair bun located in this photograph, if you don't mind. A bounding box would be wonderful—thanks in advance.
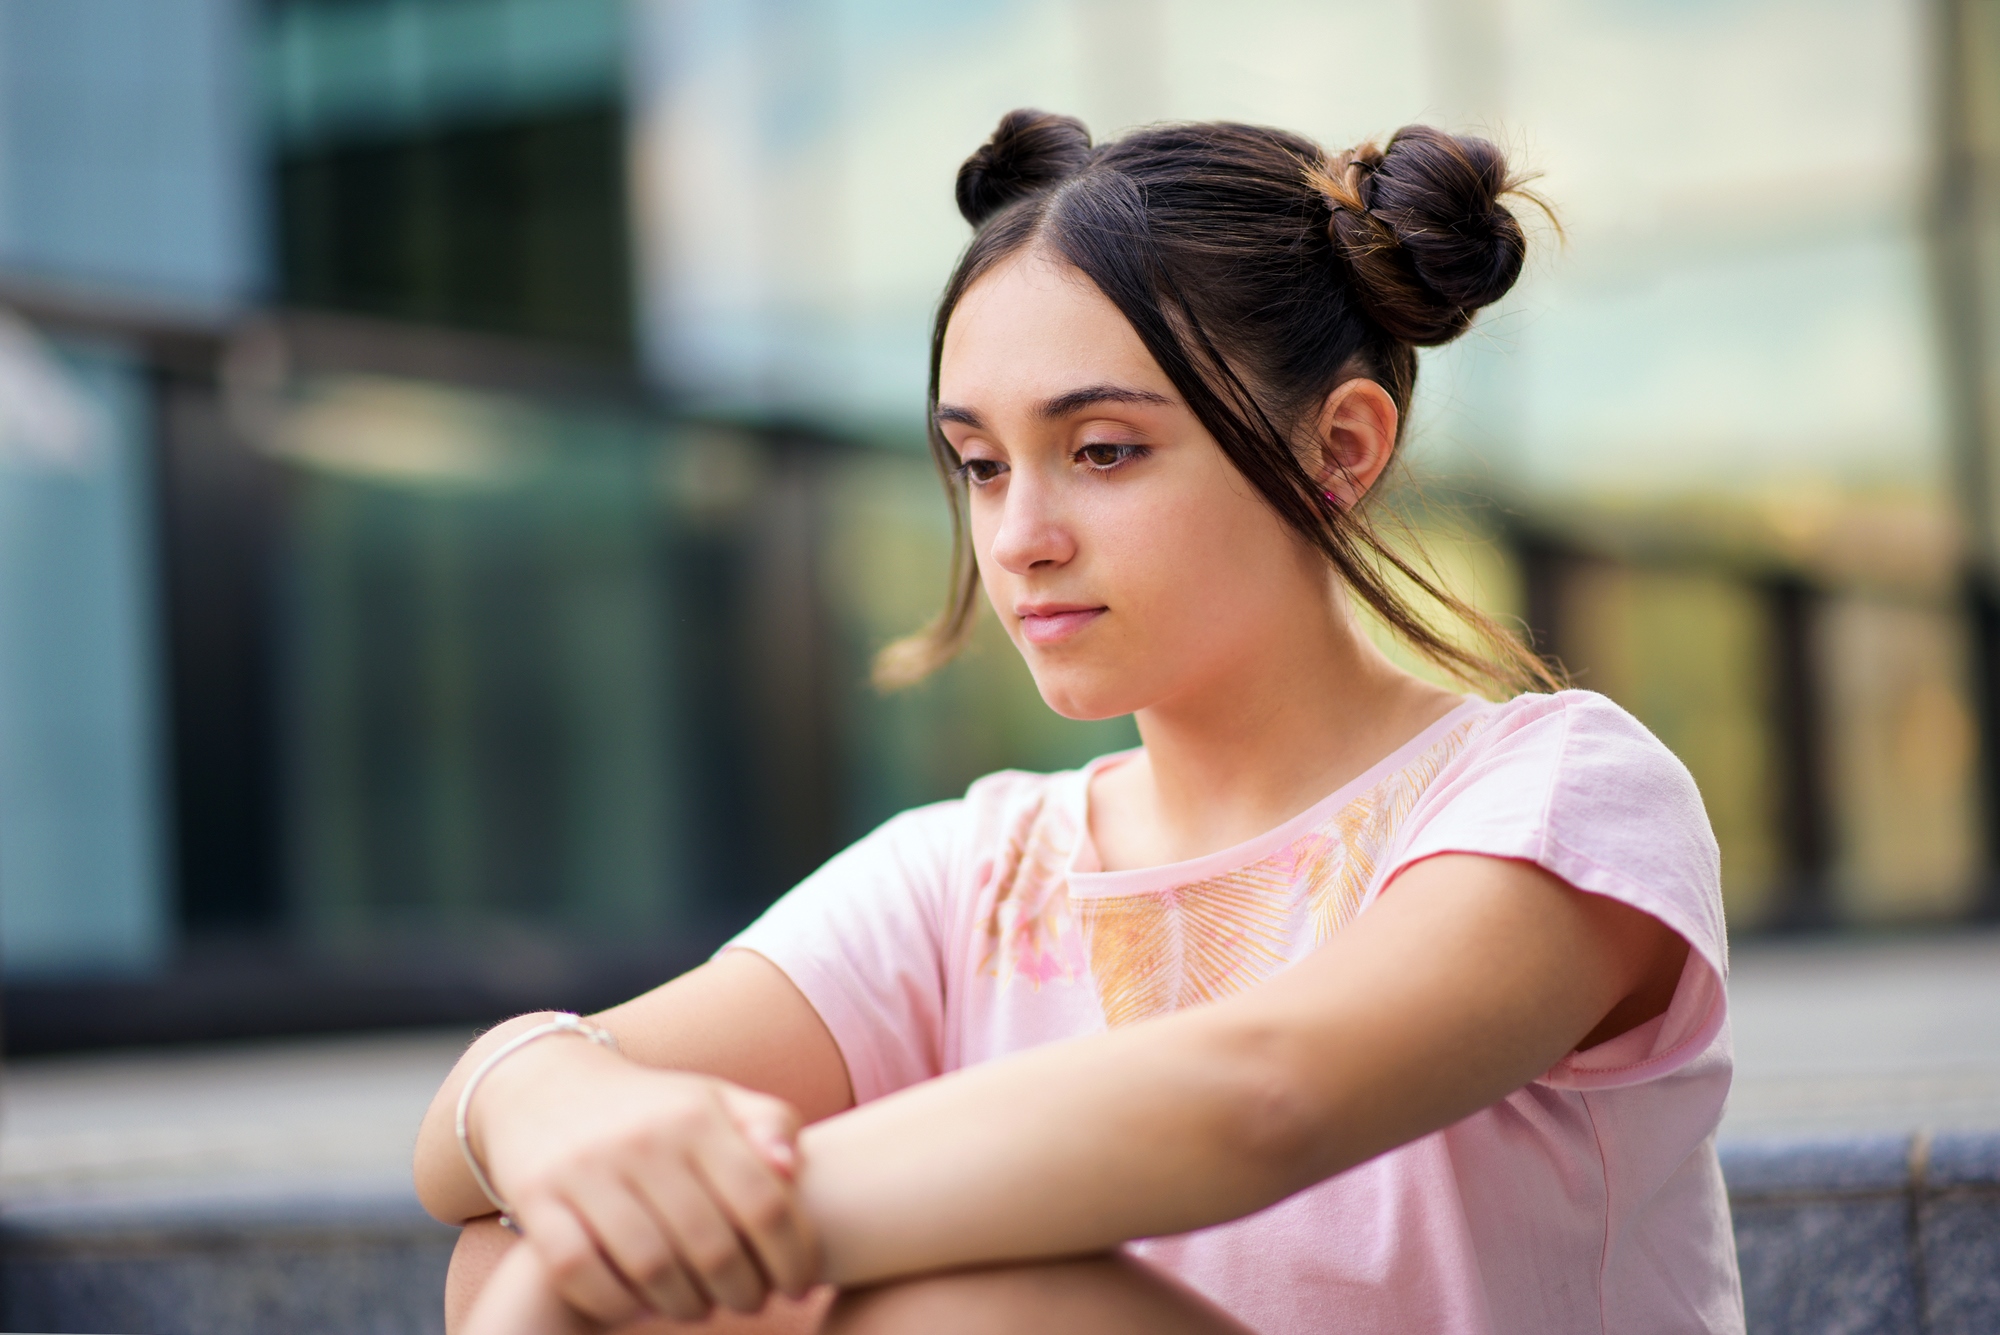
[956,110,1093,226]
[1318,126,1529,346]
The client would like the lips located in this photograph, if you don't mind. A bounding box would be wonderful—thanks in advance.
[1016,604,1106,646]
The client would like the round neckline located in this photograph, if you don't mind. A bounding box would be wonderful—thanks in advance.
[1067,695,1493,898]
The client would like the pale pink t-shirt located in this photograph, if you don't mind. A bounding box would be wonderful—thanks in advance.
[729,690,1745,1334]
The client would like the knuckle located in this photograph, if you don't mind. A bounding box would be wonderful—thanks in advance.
[510,1168,562,1204]
[585,1130,635,1164]
[656,1289,709,1323]
[753,1090,797,1123]
[738,1186,791,1235]
[530,1157,592,1194]
[621,1238,674,1284]
[717,1283,766,1314]
[543,1243,595,1288]
[611,1127,658,1162]
[659,1104,710,1141]
[576,1289,640,1324]
[683,1233,743,1278]
[545,1137,597,1171]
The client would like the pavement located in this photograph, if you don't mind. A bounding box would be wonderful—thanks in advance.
[1721,929,2000,1137]
[0,1028,472,1223]
[2,928,1998,1217]
[0,1030,472,1335]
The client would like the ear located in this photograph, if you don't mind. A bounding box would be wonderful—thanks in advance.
[1309,378,1399,508]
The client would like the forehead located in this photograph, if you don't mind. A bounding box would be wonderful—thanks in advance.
[938,248,1171,402]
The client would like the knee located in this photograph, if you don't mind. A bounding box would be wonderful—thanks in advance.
[824,1268,1026,1335]
[450,1222,831,1335]
[446,1217,518,1335]
[823,1256,1248,1335]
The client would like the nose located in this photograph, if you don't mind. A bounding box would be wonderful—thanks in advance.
[985,464,1076,576]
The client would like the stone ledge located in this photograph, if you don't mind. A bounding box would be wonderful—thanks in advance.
[3,1133,1997,1335]
[1723,1130,2000,1335]
[0,1191,456,1335]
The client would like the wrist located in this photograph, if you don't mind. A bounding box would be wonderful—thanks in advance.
[460,1014,626,1209]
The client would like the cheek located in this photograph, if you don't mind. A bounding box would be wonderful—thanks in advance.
[1092,479,1296,640]
[968,500,1008,595]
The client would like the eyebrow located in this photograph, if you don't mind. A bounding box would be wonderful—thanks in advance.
[1037,384,1174,419]
[933,403,987,430]
[932,384,1175,431]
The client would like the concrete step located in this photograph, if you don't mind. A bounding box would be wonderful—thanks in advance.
[1,1190,454,1335]
[0,1030,466,1335]
[1725,1130,2000,1335]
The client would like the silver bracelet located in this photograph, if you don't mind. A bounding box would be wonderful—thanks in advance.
[455,1012,620,1230]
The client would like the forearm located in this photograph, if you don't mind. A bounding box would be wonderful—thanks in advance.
[415,1011,587,1223]
[414,954,853,1225]
[795,855,1667,1286]
[797,1002,1313,1285]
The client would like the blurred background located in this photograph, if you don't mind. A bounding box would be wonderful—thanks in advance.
[0,0,1996,1053]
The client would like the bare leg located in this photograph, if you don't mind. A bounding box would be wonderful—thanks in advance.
[447,1218,833,1335]
[448,1219,526,1333]
[461,1238,599,1335]
[825,1255,1253,1335]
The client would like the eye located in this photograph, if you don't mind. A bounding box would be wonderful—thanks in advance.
[1076,442,1147,471]
[951,457,1008,486]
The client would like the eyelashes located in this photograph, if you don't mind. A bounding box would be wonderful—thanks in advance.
[950,442,1150,487]
[1075,442,1147,471]
[950,458,1006,485]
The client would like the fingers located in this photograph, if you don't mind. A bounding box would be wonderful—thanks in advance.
[691,1112,821,1299]
[609,1084,816,1311]
[495,1076,819,1326]
[508,1190,655,1326]
[627,1163,772,1313]
[462,1237,607,1335]
[564,1174,714,1322]
[719,1085,805,1177]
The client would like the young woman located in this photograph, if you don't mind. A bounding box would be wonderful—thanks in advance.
[416,110,1743,1335]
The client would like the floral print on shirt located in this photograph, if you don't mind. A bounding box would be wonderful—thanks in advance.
[975,715,1496,1026]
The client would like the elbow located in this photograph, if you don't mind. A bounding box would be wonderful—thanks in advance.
[414,1136,469,1225]
[1203,1015,1335,1194]
[416,1188,455,1228]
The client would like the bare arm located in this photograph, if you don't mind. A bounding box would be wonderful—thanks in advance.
[415,949,854,1323]
[795,854,1689,1284]
[415,948,852,1222]
[593,948,857,1116]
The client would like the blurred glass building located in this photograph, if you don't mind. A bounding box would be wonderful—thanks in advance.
[0,0,1994,1049]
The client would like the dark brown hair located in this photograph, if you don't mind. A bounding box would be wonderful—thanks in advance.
[877,109,1559,695]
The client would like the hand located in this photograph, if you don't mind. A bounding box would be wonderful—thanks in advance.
[470,1038,820,1325]
[462,1241,597,1335]
[456,1225,837,1335]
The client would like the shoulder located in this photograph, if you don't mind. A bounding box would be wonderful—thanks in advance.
[1417,689,1725,967]
[1405,690,1720,910]
[1463,690,1709,833]
[1475,687,1669,749]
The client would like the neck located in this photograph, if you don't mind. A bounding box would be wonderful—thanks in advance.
[1100,595,1463,868]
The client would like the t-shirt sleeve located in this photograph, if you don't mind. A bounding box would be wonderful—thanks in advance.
[723,799,966,1105]
[1380,691,1728,1090]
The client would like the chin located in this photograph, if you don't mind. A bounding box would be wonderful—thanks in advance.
[1027,665,1146,723]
